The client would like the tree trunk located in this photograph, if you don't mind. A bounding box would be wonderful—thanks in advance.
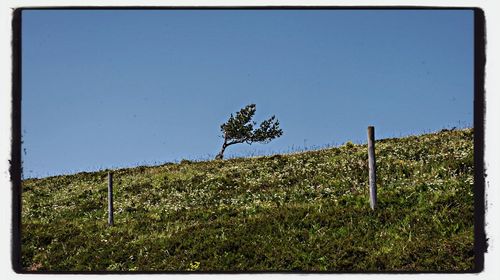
[215,142,228,160]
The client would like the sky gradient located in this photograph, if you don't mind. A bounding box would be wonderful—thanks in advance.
[22,9,474,178]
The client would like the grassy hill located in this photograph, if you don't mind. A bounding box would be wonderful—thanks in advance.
[21,128,474,272]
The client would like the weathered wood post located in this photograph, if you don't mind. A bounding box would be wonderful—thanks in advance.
[367,126,377,210]
[108,171,114,226]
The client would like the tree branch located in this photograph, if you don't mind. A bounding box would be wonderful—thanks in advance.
[227,139,245,146]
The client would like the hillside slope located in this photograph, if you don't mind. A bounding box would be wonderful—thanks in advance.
[21,128,474,272]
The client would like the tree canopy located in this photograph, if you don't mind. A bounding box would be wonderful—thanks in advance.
[215,104,283,159]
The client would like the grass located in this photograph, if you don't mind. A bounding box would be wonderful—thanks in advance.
[21,128,474,272]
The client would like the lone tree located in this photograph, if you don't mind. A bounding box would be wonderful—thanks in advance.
[215,104,283,160]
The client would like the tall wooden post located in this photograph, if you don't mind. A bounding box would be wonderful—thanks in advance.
[108,171,114,226]
[367,126,377,210]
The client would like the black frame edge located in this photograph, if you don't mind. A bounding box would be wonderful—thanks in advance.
[11,8,23,273]
[473,7,486,273]
[15,6,476,10]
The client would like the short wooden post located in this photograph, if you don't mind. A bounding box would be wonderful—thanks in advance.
[108,171,114,226]
[367,126,377,210]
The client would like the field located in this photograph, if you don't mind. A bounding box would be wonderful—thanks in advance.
[21,128,474,272]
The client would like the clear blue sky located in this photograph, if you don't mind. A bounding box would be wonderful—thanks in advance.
[22,9,474,178]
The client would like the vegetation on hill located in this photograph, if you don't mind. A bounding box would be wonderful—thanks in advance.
[21,128,474,272]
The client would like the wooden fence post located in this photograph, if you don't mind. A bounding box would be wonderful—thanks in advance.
[108,171,114,226]
[367,126,377,210]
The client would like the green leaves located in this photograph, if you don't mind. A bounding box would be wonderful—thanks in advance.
[220,104,257,143]
[251,116,283,143]
[217,104,283,159]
